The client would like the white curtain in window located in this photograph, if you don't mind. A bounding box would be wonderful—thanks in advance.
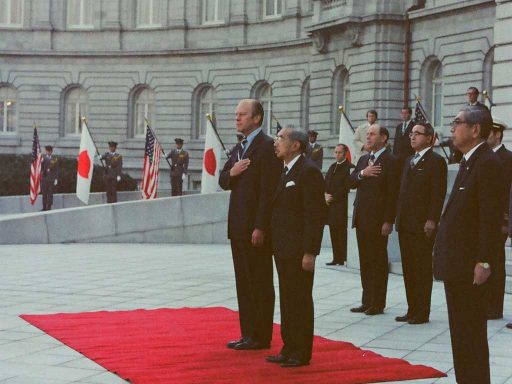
[68,0,93,27]
[134,88,155,136]
[432,65,443,128]
[204,0,223,23]
[265,0,282,16]
[199,87,215,137]
[259,85,272,134]
[137,0,160,26]
[65,88,88,135]
[0,0,23,25]
[0,86,17,133]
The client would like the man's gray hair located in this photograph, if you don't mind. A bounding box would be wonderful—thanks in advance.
[287,128,308,153]
[459,105,493,139]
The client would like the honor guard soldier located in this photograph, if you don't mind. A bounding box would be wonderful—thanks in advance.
[166,138,189,196]
[41,145,59,211]
[305,130,323,170]
[100,141,123,203]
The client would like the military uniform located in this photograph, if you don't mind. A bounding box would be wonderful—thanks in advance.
[41,149,59,211]
[100,142,123,203]
[166,139,189,196]
[305,131,323,170]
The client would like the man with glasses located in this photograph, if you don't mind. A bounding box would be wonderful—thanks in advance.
[219,99,282,351]
[395,123,447,325]
[433,106,504,384]
[348,124,399,316]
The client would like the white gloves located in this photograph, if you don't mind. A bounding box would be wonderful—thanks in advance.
[182,174,186,181]
[54,180,58,186]
[117,176,121,182]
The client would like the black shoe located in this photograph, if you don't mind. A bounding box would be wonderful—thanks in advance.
[506,323,512,330]
[408,317,429,325]
[234,339,270,350]
[280,358,309,368]
[226,337,246,349]
[395,314,411,322]
[266,354,289,364]
[350,305,369,313]
[325,261,338,266]
[365,307,384,316]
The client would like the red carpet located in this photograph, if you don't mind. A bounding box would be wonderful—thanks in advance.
[21,307,445,383]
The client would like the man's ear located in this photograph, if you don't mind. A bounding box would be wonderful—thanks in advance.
[472,123,481,139]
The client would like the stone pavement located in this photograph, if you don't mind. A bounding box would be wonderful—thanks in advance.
[0,244,511,384]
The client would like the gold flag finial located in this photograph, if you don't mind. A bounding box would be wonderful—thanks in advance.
[338,105,344,113]
[415,95,421,102]
[32,121,36,129]
[482,90,488,98]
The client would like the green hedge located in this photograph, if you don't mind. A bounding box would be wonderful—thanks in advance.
[0,154,137,196]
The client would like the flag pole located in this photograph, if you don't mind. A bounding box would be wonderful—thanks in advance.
[33,121,41,153]
[206,113,230,157]
[144,119,172,168]
[482,90,495,111]
[338,106,355,133]
[271,113,282,133]
[81,117,107,171]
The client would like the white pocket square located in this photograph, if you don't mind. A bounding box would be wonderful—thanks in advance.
[286,181,295,187]
[459,187,465,190]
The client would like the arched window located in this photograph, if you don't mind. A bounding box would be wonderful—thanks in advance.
[420,58,443,129]
[0,85,17,133]
[0,0,23,27]
[193,85,215,138]
[132,87,155,137]
[64,87,88,136]
[252,82,273,134]
[67,0,93,29]
[332,66,350,134]
[301,77,310,130]
[483,48,494,103]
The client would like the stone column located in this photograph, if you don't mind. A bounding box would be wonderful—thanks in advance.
[493,0,512,124]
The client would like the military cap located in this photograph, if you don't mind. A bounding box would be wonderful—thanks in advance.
[175,138,184,144]
[492,116,508,131]
[44,145,53,151]
[307,130,319,137]
[108,141,118,147]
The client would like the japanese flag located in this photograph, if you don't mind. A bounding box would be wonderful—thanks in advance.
[201,117,222,194]
[76,120,97,204]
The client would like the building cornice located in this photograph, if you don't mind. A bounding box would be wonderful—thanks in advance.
[408,0,494,20]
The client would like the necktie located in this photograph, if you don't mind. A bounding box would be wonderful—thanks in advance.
[238,138,248,160]
[280,166,289,184]
[453,158,467,188]
[368,154,375,166]
[410,153,420,168]
[402,122,407,134]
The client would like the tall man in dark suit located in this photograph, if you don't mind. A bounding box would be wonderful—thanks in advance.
[324,143,353,266]
[266,127,325,367]
[166,138,189,196]
[466,86,487,108]
[100,141,123,203]
[41,145,59,211]
[392,107,415,165]
[348,124,399,315]
[395,123,447,324]
[219,99,282,351]
[485,117,512,320]
[433,106,504,384]
[305,130,323,169]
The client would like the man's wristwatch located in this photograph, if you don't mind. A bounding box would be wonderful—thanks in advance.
[478,262,490,269]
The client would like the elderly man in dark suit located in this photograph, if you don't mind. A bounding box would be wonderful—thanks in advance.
[395,123,447,324]
[305,130,323,169]
[219,99,282,351]
[433,105,504,384]
[348,124,399,315]
[324,143,353,266]
[266,127,325,368]
[485,117,512,320]
[41,145,59,211]
[392,107,415,165]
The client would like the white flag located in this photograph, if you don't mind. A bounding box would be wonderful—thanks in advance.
[339,110,355,163]
[201,117,222,194]
[76,121,98,204]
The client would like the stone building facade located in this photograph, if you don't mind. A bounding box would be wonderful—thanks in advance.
[0,0,510,191]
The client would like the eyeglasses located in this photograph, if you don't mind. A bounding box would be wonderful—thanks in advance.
[409,132,428,138]
[274,136,285,142]
[450,119,468,128]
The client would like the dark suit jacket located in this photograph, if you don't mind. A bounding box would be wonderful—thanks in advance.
[324,160,353,226]
[433,142,504,282]
[271,156,326,259]
[219,130,282,240]
[305,143,323,169]
[495,145,512,227]
[396,148,447,233]
[393,120,415,162]
[349,148,399,231]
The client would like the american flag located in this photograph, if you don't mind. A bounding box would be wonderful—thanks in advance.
[414,99,438,147]
[141,125,162,200]
[29,127,43,205]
